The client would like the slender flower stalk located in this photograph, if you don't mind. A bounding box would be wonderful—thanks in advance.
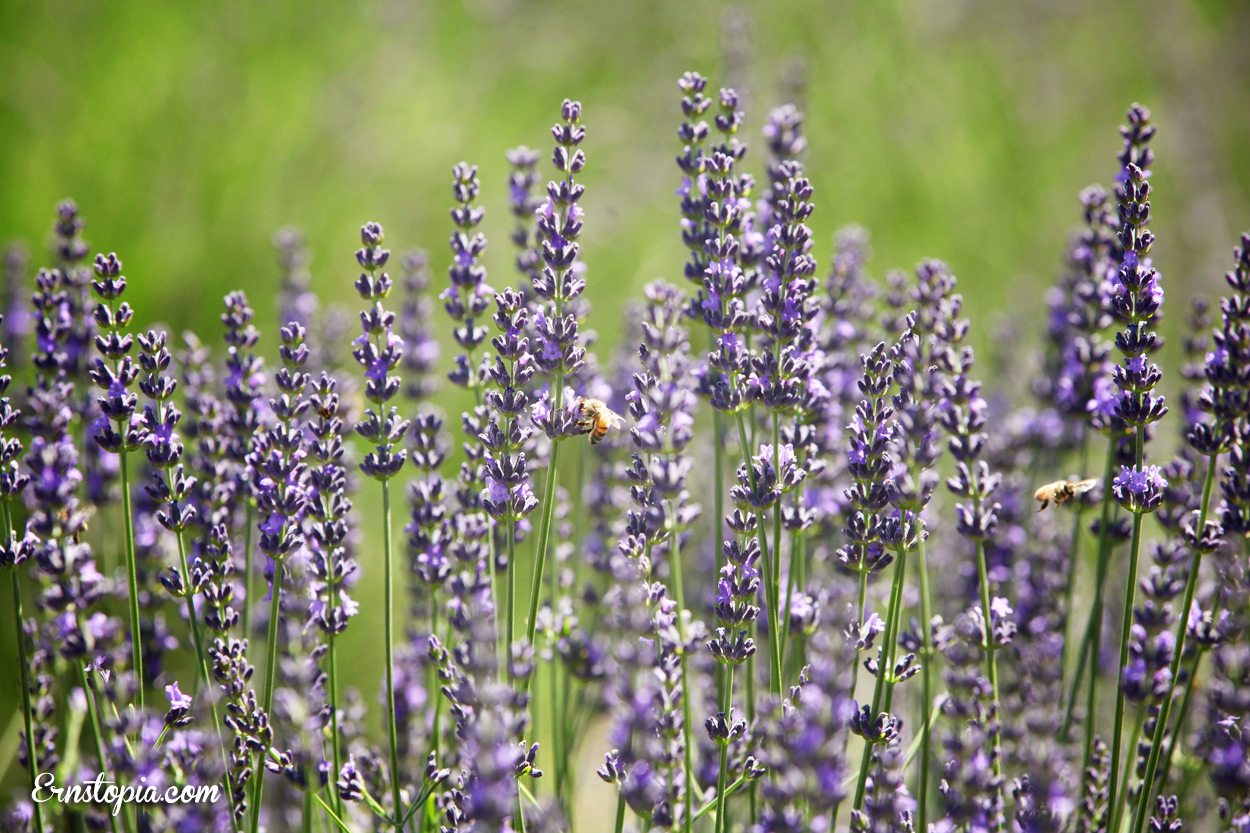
[86,252,146,707]
[1102,105,1169,827]
[526,100,589,661]
[351,222,410,827]
[248,321,311,832]
[934,332,1012,831]
[753,137,818,687]
[0,320,39,833]
[482,287,538,683]
[221,292,265,657]
[307,371,358,817]
[630,280,703,832]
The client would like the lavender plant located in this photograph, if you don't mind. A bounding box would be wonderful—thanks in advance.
[4,81,1250,833]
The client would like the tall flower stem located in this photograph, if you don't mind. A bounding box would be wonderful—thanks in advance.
[261,567,285,708]
[972,499,1003,813]
[79,658,126,833]
[667,517,695,833]
[251,558,284,833]
[712,408,725,547]
[852,545,907,810]
[5,501,43,833]
[1129,452,1218,833]
[714,664,735,833]
[175,532,210,691]
[525,438,562,682]
[327,593,343,818]
[916,536,935,833]
[1107,428,1146,825]
[733,410,780,695]
[1156,645,1205,789]
[118,448,144,709]
[712,403,726,706]
[174,528,238,830]
[1111,703,1144,833]
[770,413,785,679]
[505,518,517,681]
[1061,437,1119,745]
[382,479,404,828]
[1058,433,1090,697]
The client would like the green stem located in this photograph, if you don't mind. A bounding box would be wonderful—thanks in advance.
[668,520,694,833]
[1108,420,1147,829]
[488,527,500,683]
[1062,437,1120,746]
[175,532,208,694]
[714,664,735,833]
[429,602,443,810]
[117,448,144,710]
[525,439,562,677]
[4,500,42,833]
[770,413,785,682]
[745,650,757,822]
[1113,703,1144,833]
[9,576,44,833]
[328,588,343,818]
[613,792,626,833]
[917,537,934,833]
[852,545,908,812]
[505,519,516,682]
[80,659,126,833]
[697,774,748,823]
[733,409,780,696]
[1129,453,1218,833]
[174,530,239,831]
[712,404,726,709]
[251,557,284,833]
[972,512,1003,823]
[1156,645,1203,790]
[780,546,798,675]
[712,408,725,546]
[1059,434,1091,704]
[383,480,404,828]
[1107,507,1143,826]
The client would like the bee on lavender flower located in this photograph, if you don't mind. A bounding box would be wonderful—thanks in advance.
[1033,477,1100,511]
[575,396,624,445]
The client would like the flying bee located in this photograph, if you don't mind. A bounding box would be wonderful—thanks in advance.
[575,397,625,445]
[1033,478,1100,512]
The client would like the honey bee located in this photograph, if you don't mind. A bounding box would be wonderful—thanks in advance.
[1033,478,1100,512]
[575,397,625,445]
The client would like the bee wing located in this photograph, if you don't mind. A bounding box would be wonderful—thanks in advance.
[1072,478,1100,495]
[604,407,626,428]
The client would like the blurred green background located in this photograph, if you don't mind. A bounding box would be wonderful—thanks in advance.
[2,0,1250,823]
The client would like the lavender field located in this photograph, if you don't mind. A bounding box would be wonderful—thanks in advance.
[1,2,1250,833]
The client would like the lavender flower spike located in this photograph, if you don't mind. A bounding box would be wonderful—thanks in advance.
[350,221,410,828]
[247,320,310,833]
[525,99,589,677]
[1104,104,1168,831]
[87,251,147,708]
[0,319,41,833]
